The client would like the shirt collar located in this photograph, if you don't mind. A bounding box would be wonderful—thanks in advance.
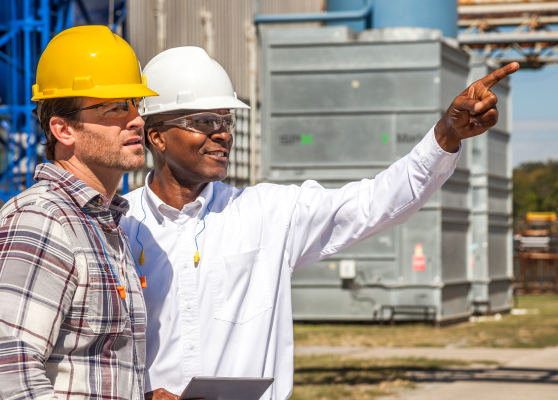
[33,163,130,215]
[143,169,214,225]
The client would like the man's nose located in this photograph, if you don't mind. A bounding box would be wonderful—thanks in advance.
[127,106,145,130]
[210,126,233,142]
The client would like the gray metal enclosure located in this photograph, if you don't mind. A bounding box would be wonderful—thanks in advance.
[468,54,513,314]
[261,26,475,323]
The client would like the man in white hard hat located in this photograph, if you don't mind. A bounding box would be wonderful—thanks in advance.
[120,46,518,400]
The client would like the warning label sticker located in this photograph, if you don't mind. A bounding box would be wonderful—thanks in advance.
[412,243,426,272]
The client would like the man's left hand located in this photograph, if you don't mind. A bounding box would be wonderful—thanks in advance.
[144,388,181,400]
[434,62,520,153]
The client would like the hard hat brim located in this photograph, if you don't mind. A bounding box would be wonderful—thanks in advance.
[141,95,250,117]
[32,84,159,101]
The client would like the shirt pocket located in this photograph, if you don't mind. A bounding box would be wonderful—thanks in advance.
[87,261,127,334]
[209,248,272,324]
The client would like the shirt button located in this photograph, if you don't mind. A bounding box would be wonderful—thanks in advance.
[97,198,103,206]
[182,226,186,232]
[189,343,194,350]
[103,227,113,233]
[104,265,109,272]
[133,355,137,363]
[186,303,192,310]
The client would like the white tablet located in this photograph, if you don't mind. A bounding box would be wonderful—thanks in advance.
[180,377,274,400]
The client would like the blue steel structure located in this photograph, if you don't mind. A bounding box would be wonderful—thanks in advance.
[0,0,50,202]
[0,0,128,202]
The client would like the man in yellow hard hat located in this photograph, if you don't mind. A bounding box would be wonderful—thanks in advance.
[0,26,157,400]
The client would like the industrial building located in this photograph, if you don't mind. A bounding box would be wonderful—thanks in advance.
[1,0,556,323]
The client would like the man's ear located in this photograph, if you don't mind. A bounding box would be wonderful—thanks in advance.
[148,128,166,152]
[50,116,76,147]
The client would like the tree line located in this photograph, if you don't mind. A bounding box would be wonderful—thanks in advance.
[513,160,558,220]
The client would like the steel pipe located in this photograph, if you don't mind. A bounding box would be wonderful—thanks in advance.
[459,2,558,15]
[254,0,373,24]
[459,15,558,26]
[459,30,558,44]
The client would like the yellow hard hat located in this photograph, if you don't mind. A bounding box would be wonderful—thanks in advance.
[32,25,158,101]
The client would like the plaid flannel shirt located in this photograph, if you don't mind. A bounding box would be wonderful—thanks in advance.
[0,163,147,400]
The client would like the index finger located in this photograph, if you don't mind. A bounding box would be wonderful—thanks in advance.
[478,62,520,89]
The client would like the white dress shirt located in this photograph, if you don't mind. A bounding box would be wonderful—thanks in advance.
[120,127,460,400]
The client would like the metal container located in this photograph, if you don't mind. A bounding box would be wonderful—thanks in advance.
[261,26,472,323]
[468,54,513,314]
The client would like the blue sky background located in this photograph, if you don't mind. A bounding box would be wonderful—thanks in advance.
[511,65,558,167]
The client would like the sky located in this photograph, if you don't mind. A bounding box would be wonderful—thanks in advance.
[510,64,558,167]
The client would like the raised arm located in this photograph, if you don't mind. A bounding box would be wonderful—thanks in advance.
[283,63,520,271]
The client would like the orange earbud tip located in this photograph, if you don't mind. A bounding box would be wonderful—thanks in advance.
[117,285,126,299]
[140,276,147,288]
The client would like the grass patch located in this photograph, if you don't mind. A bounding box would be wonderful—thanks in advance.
[292,355,492,400]
[293,295,558,348]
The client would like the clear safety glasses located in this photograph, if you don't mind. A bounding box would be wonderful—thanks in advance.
[59,98,142,119]
[147,112,236,135]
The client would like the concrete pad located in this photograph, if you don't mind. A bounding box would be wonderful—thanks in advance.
[506,346,558,369]
[296,346,558,399]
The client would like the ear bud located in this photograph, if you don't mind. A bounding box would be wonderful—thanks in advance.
[194,251,200,263]
[139,250,145,265]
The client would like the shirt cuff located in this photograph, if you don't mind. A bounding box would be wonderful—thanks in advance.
[415,125,461,174]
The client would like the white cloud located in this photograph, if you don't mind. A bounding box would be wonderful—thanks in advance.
[512,119,558,167]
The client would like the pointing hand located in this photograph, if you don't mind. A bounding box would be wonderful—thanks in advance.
[434,62,520,153]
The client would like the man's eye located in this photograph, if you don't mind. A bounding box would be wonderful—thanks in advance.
[100,106,121,115]
[101,102,128,115]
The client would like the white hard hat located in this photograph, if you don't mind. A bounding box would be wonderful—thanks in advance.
[140,46,250,116]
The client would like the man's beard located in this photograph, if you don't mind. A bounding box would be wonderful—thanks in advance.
[77,126,146,172]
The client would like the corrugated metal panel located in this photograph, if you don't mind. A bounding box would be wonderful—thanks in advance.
[128,0,324,100]
[127,0,322,188]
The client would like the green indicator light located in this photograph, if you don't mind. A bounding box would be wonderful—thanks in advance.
[381,133,389,144]
[301,134,313,146]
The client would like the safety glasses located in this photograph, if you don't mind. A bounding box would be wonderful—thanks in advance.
[147,112,236,135]
[59,98,142,118]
